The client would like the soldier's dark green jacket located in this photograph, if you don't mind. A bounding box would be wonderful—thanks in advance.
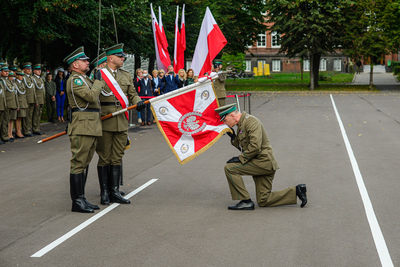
[1,78,18,109]
[231,111,279,170]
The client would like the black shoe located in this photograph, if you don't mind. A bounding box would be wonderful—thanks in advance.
[296,184,307,208]
[33,131,45,135]
[9,138,14,143]
[24,133,35,137]
[228,200,255,210]
[0,140,4,145]
[15,135,25,139]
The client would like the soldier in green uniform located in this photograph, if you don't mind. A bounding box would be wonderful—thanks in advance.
[0,65,6,145]
[44,72,56,123]
[215,103,308,210]
[64,46,104,213]
[96,43,145,205]
[31,64,45,135]
[212,61,226,106]
[21,62,36,137]
[14,69,29,138]
[1,65,18,142]
[89,51,107,81]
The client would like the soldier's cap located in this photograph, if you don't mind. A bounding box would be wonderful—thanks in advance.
[16,68,24,76]
[1,64,9,71]
[63,46,90,65]
[33,64,42,70]
[105,43,126,57]
[215,103,237,121]
[91,51,107,66]
[10,65,18,71]
[9,71,16,77]
[22,62,32,69]
[0,60,5,66]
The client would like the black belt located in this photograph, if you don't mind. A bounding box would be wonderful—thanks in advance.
[101,101,121,106]
[71,108,100,112]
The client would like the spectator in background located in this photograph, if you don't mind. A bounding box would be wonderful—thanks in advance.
[152,69,163,96]
[194,76,199,83]
[158,69,166,94]
[138,70,155,125]
[44,73,56,123]
[134,68,143,124]
[177,69,186,88]
[54,68,66,122]
[356,60,362,74]
[161,65,179,93]
[186,69,195,85]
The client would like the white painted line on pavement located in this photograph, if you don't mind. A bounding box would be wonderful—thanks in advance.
[31,178,158,258]
[330,95,393,267]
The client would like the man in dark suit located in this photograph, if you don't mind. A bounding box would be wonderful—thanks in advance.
[161,65,179,94]
[138,70,155,125]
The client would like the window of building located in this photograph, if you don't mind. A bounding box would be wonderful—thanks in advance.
[257,33,266,47]
[319,58,327,71]
[271,32,281,48]
[245,60,251,72]
[272,60,281,71]
[303,60,310,71]
[333,59,342,71]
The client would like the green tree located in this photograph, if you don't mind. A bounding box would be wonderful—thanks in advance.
[265,0,352,90]
[221,53,246,81]
[342,0,400,89]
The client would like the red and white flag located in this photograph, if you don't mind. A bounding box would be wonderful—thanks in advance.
[150,4,171,72]
[191,7,227,77]
[174,5,186,73]
[150,74,229,164]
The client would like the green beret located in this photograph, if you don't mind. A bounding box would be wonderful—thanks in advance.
[105,43,125,57]
[63,46,90,65]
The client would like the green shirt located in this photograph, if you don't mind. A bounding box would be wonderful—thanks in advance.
[45,80,56,97]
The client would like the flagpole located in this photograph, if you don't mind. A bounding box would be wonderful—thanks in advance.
[37,100,150,144]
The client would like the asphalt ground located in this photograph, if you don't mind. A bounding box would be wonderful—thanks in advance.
[1,88,400,266]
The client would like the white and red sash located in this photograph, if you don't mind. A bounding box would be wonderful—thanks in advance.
[100,68,130,120]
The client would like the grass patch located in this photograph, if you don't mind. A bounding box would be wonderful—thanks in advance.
[226,84,376,91]
[226,72,354,85]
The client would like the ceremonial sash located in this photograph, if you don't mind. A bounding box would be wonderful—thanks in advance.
[100,69,130,120]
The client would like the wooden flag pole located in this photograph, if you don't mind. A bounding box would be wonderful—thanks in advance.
[37,100,150,144]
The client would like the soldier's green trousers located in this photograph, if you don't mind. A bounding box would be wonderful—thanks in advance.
[96,130,127,166]
[69,135,97,174]
[0,110,7,141]
[224,162,297,207]
[22,103,35,135]
[32,104,43,132]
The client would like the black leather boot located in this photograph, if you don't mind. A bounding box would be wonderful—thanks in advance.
[109,165,130,204]
[70,173,94,213]
[97,165,110,205]
[82,166,100,210]
[296,184,307,208]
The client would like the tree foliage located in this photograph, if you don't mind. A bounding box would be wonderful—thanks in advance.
[265,0,352,90]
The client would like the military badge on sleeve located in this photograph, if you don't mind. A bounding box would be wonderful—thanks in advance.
[74,78,83,86]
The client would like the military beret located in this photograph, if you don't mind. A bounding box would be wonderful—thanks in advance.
[63,46,90,65]
[215,103,237,121]
[91,51,107,67]
[105,43,125,57]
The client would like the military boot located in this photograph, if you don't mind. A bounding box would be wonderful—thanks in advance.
[109,165,130,204]
[81,166,100,210]
[97,165,110,205]
[70,173,94,213]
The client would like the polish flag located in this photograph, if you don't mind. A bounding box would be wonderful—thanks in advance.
[191,7,227,77]
[150,4,171,71]
[174,5,186,73]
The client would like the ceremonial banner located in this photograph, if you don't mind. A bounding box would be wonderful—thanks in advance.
[150,4,171,71]
[150,75,229,164]
[191,7,227,77]
[174,4,186,73]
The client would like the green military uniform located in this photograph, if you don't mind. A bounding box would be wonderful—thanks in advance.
[0,75,6,144]
[216,105,298,208]
[96,43,143,205]
[213,71,227,107]
[21,62,36,136]
[44,75,56,121]
[64,46,104,213]
[31,64,45,134]
[14,71,28,118]
[1,65,18,141]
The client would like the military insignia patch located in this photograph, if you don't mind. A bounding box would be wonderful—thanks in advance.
[74,78,83,86]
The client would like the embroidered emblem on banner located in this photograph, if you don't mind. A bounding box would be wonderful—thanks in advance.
[178,112,206,136]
